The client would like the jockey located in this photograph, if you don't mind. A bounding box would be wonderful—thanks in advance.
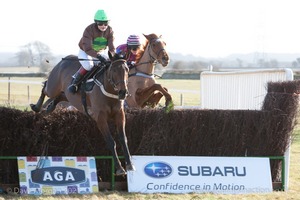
[116,34,141,69]
[68,9,116,94]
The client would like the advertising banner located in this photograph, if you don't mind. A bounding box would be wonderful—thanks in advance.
[17,156,98,195]
[127,156,272,194]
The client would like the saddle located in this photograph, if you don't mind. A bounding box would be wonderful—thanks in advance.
[80,61,110,92]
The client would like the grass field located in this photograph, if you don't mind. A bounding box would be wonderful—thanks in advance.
[0,72,299,199]
[0,77,201,109]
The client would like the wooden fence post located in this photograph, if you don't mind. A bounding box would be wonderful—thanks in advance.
[8,77,10,106]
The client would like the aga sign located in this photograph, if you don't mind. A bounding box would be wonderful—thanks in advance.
[17,156,98,195]
[31,167,86,186]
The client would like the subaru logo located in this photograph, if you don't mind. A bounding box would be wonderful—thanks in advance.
[144,162,172,178]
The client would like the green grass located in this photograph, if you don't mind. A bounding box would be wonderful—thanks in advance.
[0,77,46,108]
[0,77,201,109]
[157,79,201,106]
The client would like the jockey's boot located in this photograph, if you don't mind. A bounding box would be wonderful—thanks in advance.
[68,66,88,94]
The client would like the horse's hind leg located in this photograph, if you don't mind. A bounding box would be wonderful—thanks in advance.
[30,81,47,113]
[45,93,67,113]
[42,98,54,109]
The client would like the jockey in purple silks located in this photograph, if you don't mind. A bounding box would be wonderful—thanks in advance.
[116,34,141,69]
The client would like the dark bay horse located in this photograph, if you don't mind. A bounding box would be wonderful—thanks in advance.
[30,53,135,176]
[126,33,173,110]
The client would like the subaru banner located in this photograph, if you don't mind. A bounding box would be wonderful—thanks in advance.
[127,156,272,194]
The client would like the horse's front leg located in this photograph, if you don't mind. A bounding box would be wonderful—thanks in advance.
[142,92,163,108]
[96,116,126,176]
[115,110,135,172]
[136,84,173,109]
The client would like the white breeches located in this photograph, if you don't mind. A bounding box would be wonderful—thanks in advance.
[78,49,109,71]
[78,49,96,71]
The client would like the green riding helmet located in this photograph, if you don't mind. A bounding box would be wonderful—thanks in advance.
[94,9,109,21]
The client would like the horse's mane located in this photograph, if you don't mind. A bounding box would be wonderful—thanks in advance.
[113,52,124,60]
[135,33,161,64]
[135,40,148,64]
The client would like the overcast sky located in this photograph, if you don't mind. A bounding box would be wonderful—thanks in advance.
[0,0,299,58]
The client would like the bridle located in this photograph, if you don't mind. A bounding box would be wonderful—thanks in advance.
[94,59,129,99]
[107,59,129,91]
[128,37,168,79]
[136,38,167,66]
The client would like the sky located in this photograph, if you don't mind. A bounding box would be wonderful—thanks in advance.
[0,0,300,58]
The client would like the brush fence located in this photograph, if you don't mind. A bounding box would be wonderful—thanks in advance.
[200,68,294,191]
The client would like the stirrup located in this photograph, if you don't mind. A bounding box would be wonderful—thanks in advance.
[68,84,78,94]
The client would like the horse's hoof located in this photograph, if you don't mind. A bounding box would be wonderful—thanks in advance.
[30,104,40,113]
[115,168,127,176]
[126,164,136,171]
[165,101,174,113]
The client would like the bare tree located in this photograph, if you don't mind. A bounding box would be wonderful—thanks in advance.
[16,41,54,72]
[16,50,33,66]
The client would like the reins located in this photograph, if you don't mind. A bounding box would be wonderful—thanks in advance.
[135,38,165,67]
[108,59,128,91]
[147,38,166,63]
[129,38,166,78]
[94,59,128,99]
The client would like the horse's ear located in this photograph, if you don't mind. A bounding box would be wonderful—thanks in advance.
[143,33,149,40]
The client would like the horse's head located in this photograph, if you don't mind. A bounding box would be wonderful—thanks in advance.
[144,33,170,67]
[107,53,129,100]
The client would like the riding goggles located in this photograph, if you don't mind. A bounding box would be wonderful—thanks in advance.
[96,21,108,26]
[129,45,140,51]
